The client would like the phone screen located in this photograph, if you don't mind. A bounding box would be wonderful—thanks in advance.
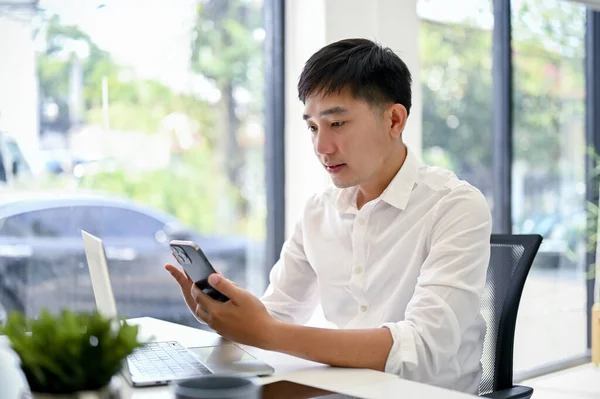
[170,241,229,302]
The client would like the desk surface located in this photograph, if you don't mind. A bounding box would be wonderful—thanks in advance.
[120,317,476,399]
[521,363,600,399]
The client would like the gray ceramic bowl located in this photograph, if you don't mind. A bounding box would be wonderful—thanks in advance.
[174,376,261,399]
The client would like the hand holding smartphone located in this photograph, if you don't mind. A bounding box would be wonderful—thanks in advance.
[169,240,229,302]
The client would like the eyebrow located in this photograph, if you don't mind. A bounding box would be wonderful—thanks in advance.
[302,106,349,120]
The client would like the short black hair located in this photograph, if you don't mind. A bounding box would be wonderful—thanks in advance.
[297,38,412,116]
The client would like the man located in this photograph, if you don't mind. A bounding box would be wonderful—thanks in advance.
[166,38,491,394]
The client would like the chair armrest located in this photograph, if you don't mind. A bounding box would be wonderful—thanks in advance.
[481,385,533,399]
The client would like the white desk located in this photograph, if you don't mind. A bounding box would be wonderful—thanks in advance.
[120,317,476,399]
[520,363,600,399]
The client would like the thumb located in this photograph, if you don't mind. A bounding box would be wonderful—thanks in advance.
[208,274,244,302]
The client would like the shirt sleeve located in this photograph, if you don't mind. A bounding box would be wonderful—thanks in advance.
[380,185,492,384]
[260,213,320,325]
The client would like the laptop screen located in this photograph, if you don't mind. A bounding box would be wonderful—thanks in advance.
[81,230,119,319]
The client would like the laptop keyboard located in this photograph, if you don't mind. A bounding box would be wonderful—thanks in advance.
[128,341,211,381]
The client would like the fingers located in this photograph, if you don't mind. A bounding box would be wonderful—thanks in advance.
[183,269,194,282]
[165,264,190,287]
[191,284,219,312]
[207,274,244,301]
[166,264,210,325]
[194,303,210,323]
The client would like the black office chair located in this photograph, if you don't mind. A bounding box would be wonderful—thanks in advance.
[479,234,543,399]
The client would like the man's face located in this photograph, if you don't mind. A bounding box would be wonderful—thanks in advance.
[303,90,397,189]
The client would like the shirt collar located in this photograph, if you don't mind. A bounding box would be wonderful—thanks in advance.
[332,146,420,213]
[380,146,420,210]
[333,185,360,214]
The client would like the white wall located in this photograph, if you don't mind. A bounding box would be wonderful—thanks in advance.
[284,0,422,237]
[0,11,39,157]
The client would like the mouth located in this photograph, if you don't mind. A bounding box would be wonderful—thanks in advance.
[325,163,346,173]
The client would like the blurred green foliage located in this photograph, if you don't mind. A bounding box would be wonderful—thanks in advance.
[420,3,585,175]
[77,147,238,235]
[35,2,265,240]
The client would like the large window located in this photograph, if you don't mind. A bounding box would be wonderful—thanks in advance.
[511,0,588,372]
[418,0,494,203]
[0,0,269,327]
[420,0,591,374]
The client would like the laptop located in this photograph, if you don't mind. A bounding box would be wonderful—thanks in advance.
[81,230,274,387]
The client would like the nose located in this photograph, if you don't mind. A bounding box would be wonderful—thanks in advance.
[313,128,336,156]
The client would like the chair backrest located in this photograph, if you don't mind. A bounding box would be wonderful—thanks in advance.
[479,234,542,395]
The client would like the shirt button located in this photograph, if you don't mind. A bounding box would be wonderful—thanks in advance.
[360,305,368,313]
[357,218,366,226]
[354,266,363,274]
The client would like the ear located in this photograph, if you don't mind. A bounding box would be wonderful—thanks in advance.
[387,104,408,139]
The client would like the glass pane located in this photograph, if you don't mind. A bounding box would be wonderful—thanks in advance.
[23,208,94,237]
[93,207,165,238]
[0,0,267,327]
[418,0,494,211]
[511,0,588,372]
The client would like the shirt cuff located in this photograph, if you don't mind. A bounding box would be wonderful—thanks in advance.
[381,321,419,376]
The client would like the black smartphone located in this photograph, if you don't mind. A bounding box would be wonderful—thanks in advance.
[169,240,229,302]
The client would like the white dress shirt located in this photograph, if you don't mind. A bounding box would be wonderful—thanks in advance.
[0,337,30,398]
[261,147,492,394]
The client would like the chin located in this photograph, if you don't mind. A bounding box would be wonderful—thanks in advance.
[331,178,359,189]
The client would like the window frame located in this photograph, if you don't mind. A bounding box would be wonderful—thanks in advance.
[264,0,286,277]
[584,9,600,351]
[492,0,598,377]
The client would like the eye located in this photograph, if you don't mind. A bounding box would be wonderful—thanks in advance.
[307,125,317,133]
[331,121,345,128]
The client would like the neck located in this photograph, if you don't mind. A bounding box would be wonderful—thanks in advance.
[356,144,407,210]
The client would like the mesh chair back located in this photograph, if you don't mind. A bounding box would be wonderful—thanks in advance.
[479,234,542,395]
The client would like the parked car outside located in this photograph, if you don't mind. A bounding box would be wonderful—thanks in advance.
[0,190,250,326]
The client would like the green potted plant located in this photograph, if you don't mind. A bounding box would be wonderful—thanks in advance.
[0,309,143,398]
